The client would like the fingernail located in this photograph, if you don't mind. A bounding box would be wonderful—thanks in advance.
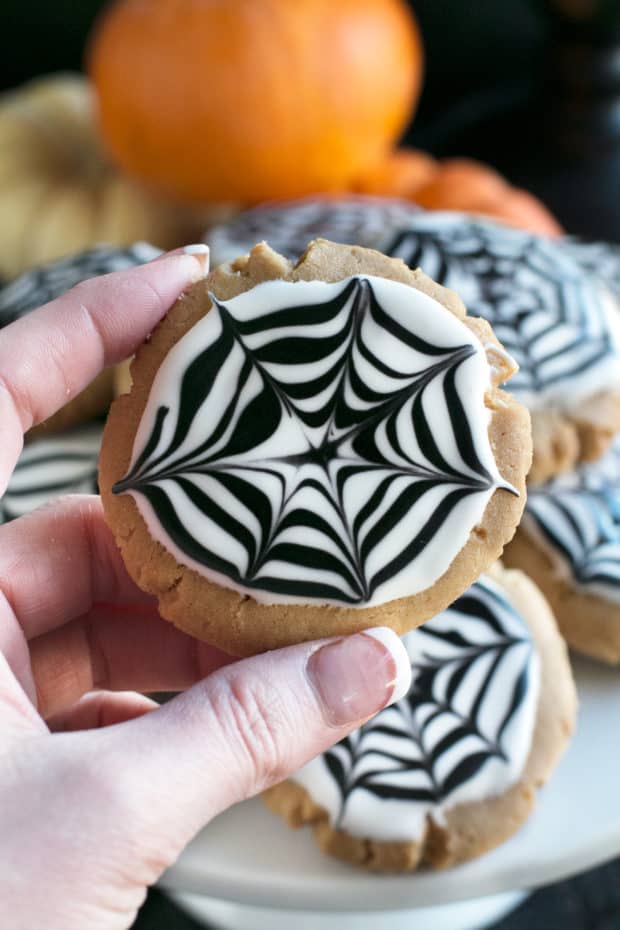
[183,243,210,276]
[306,627,411,728]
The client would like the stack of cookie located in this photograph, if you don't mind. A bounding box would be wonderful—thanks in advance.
[208,201,620,667]
[1,207,601,872]
[94,234,576,871]
[265,563,573,870]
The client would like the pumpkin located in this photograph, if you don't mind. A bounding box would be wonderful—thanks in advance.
[0,73,233,279]
[415,158,563,236]
[354,151,563,237]
[354,148,438,198]
[88,0,423,203]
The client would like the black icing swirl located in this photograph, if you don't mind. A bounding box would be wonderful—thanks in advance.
[0,243,160,328]
[207,196,420,266]
[524,437,620,600]
[0,425,101,523]
[384,212,620,403]
[312,574,536,820]
[114,275,509,605]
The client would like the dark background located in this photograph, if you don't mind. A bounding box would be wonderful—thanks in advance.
[2,2,620,927]
[5,0,620,239]
[0,0,546,135]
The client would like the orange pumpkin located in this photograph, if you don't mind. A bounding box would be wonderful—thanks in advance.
[88,0,423,204]
[354,148,437,198]
[415,159,563,236]
[413,158,507,211]
[355,152,562,236]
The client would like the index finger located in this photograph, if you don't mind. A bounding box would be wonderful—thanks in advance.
[0,248,208,492]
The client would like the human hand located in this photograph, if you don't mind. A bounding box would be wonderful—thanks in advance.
[0,249,411,930]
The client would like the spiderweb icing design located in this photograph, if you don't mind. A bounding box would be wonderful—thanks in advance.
[207,196,420,265]
[384,212,620,410]
[114,274,512,607]
[0,425,101,523]
[291,573,539,841]
[523,437,620,603]
[0,243,160,327]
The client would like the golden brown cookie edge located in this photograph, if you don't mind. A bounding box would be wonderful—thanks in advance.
[263,562,576,871]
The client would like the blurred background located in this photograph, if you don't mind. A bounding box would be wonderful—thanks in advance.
[3,0,620,240]
[0,0,545,116]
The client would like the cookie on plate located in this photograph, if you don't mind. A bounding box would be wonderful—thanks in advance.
[264,563,576,871]
[0,423,101,523]
[382,211,620,483]
[504,437,620,664]
[0,242,160,437]
[100,238,531,656]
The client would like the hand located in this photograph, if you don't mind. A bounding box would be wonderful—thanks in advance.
[0,249,411,930]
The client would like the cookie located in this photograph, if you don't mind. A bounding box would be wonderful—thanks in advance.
[504,437,620,664]
[210,205,620,484]
[264,563,576,871]
[0,242,160,437]
[382,212,620,483]
[0,423,101,523]
[561,236,620,298]
[207,195,420,267]
[100,238,530,656]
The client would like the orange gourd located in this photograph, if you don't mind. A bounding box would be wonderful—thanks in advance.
[415,159,563,236]
[88,0,423,204]
[355,151,562,237]
[354,148,437,199]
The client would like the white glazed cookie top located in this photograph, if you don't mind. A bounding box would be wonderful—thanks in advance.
[384,212,620,411]
[522,436,620,604]
[207,196,420,266]
[0,243,161,327]
[113,273,515,607]
[291,573,540,842]
[0,424,102,523]
[209,203,620,413]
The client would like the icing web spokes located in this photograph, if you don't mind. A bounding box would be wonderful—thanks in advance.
[320,578,534,823]
[115,276,501,604]
[385,216,618,400]
[525,446,620,599]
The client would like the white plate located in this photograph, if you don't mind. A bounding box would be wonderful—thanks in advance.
[161,655,620,912]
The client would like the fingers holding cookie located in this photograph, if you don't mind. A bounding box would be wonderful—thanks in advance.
[0,249,208,491]
[100,238,532,655]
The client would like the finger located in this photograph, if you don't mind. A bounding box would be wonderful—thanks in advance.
[48,690,158,732]
[0,248,208,490]
[0,649,45,737]
[0,586,45,735]
[0,496,155,641]
[0,588,37,705]
[30,604,235,719]
[89,629,412,861]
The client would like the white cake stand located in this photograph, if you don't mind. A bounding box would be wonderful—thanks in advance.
[160,655,620,930]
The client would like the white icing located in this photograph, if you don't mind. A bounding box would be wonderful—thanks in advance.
[0,242,161,325]
[561,237,620,298]
[117,274,514,607]
[291,574,540,842]
[384,211,620,412]
[0,425,102,522]
[522,436,620,604]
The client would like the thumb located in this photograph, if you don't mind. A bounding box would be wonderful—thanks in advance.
[98,628,411,858]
